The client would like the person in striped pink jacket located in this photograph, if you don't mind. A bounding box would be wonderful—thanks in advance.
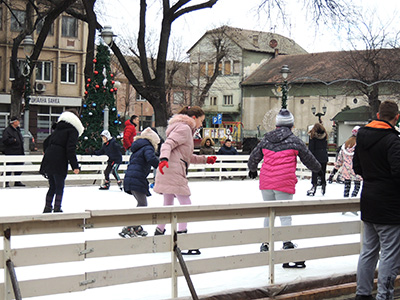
[248,108,321,260]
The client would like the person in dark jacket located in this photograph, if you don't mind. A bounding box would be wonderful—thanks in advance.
[2,116,25,187]
[39,109,84,213]
[199,137,216,155]
[307,123,329,196]
[217,139,238,177]
[353,100,400,300]
[92,130,123,191]
[119,127,160,238]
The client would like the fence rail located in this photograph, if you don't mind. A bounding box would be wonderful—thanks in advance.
[0,155,336,187]
[0,197,361,299]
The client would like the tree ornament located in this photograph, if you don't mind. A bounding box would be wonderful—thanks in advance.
[86,84,90,88]
[114,120,118,124]
[114,88,118,92]
[89,112,93,116]
[93,58,97,63]
[87,78,91,82]
[110,88,114,92]
[111,80,115,85]
[84,136,88,140]
[112,107,116,111]
[92,103,97,107]
[84,91,88,95]
[95,84,100,89]
[94,70,99,75]
[83,104,87,108]
[110,74,114,77]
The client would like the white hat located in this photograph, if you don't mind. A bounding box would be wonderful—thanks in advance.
[100,130,112,141]
[352,126,360,136]
[276,109,294,128]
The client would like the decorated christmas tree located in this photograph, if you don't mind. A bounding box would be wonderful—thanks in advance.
[77,43,122,153]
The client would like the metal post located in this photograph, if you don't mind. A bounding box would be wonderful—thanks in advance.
[140,103,143,131]
[23,110,30,154]
[281,80,288,109]
[104,105,109,131]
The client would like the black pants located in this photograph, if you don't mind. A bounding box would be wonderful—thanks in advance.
[104,161,121,182]
[312,162,327,185]
[45,174,67,209]
[6,162,23,180]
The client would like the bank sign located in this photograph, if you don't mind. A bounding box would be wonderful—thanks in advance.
[30,96,82,107]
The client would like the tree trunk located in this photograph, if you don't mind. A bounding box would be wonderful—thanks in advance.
[10,79,25,117]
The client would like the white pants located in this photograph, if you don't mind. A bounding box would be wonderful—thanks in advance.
[261,189,293,227]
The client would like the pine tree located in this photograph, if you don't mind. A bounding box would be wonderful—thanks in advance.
[77,43,122,153]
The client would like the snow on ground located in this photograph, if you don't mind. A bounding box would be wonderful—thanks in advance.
[0,178,361,300]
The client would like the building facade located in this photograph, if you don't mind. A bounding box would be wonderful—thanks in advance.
[0,1,87,143]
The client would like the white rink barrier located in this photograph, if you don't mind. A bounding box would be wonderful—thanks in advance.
[0,155,335,188]
[0,198,361,299]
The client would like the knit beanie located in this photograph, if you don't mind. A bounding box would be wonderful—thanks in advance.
[100,130,112,141]
[10,116,19,123]
[352,126,360,136]
[276,109,294,128]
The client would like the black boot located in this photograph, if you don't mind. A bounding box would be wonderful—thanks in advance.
[99,180,110,190]
[306,185,317,196]
[322,183,326,195]
[43,206,52,213]
[53,207,63,213]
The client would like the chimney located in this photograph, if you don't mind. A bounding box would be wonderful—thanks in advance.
[253,35,259,47]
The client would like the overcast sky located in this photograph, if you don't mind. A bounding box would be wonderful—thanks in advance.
[99,0,400,56]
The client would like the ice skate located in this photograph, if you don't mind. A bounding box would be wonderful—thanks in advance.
[260,242,269,252]
[117,180,123,191]
[99,180,110,190]
[119,226,148,238]
[154,227,166,235]
[182,249,201,255]
[306,185,316,196]
[282,241,306,269]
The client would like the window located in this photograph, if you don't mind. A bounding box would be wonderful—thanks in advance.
[9,59,27,80]
[218,62,222,75]
[207,62,214,77]
[11,10,25,32]
[224,61,231,75]
[36,18,54,35]
[233,61,240,75]
[136,94,146,102]
[62,16,77,37]
[36,61,52,82]
[223,95,233,105]
[173,92,184,104]
[61,63,76,83]
[200,62,206,77]
[209,96,217,106]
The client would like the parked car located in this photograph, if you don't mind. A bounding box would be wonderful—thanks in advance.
[0,129,37,153]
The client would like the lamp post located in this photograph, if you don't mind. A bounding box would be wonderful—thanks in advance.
[311,104,327,124]
[100,25,116,47]
[21,35,34,154]
[279,65,291,109]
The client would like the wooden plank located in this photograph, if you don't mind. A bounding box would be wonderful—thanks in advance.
[273,243,361,264]
[0,249,3,269]
[85,235,171,258]
[177,228,269,250]
[183,252,268,275]
[2,219,86,236]
[18,275,85,298]
[85,263,172,288]
[275,221,361,241]
[11,243,85,267]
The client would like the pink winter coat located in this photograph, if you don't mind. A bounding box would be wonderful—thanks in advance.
[153,114,207,196]
[334,144,362,181]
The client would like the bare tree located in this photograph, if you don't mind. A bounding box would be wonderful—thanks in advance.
[9,0,79,117]
[338,14,400,117]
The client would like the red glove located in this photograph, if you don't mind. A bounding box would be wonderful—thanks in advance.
[158,160,169,175]
[206,156,217,164]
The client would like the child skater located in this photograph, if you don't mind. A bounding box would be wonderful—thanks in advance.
[119,127,160,238]
[329,126,363,198]
[92,130,123,190]
[153,106,217,255]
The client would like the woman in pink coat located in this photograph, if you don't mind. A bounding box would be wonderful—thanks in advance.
[153,106,216,239]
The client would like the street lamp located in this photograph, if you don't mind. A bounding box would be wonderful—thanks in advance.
[311,104,327,124]
[21,35,34,154]
[100,25,116,46]
[279,65,291,109]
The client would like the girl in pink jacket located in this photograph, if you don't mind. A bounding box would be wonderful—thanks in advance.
[153,106,216,243]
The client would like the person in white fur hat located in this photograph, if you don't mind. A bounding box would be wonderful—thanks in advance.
[119,127,160,238]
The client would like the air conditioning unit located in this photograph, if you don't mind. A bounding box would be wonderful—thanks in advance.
[35,82,46,92]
